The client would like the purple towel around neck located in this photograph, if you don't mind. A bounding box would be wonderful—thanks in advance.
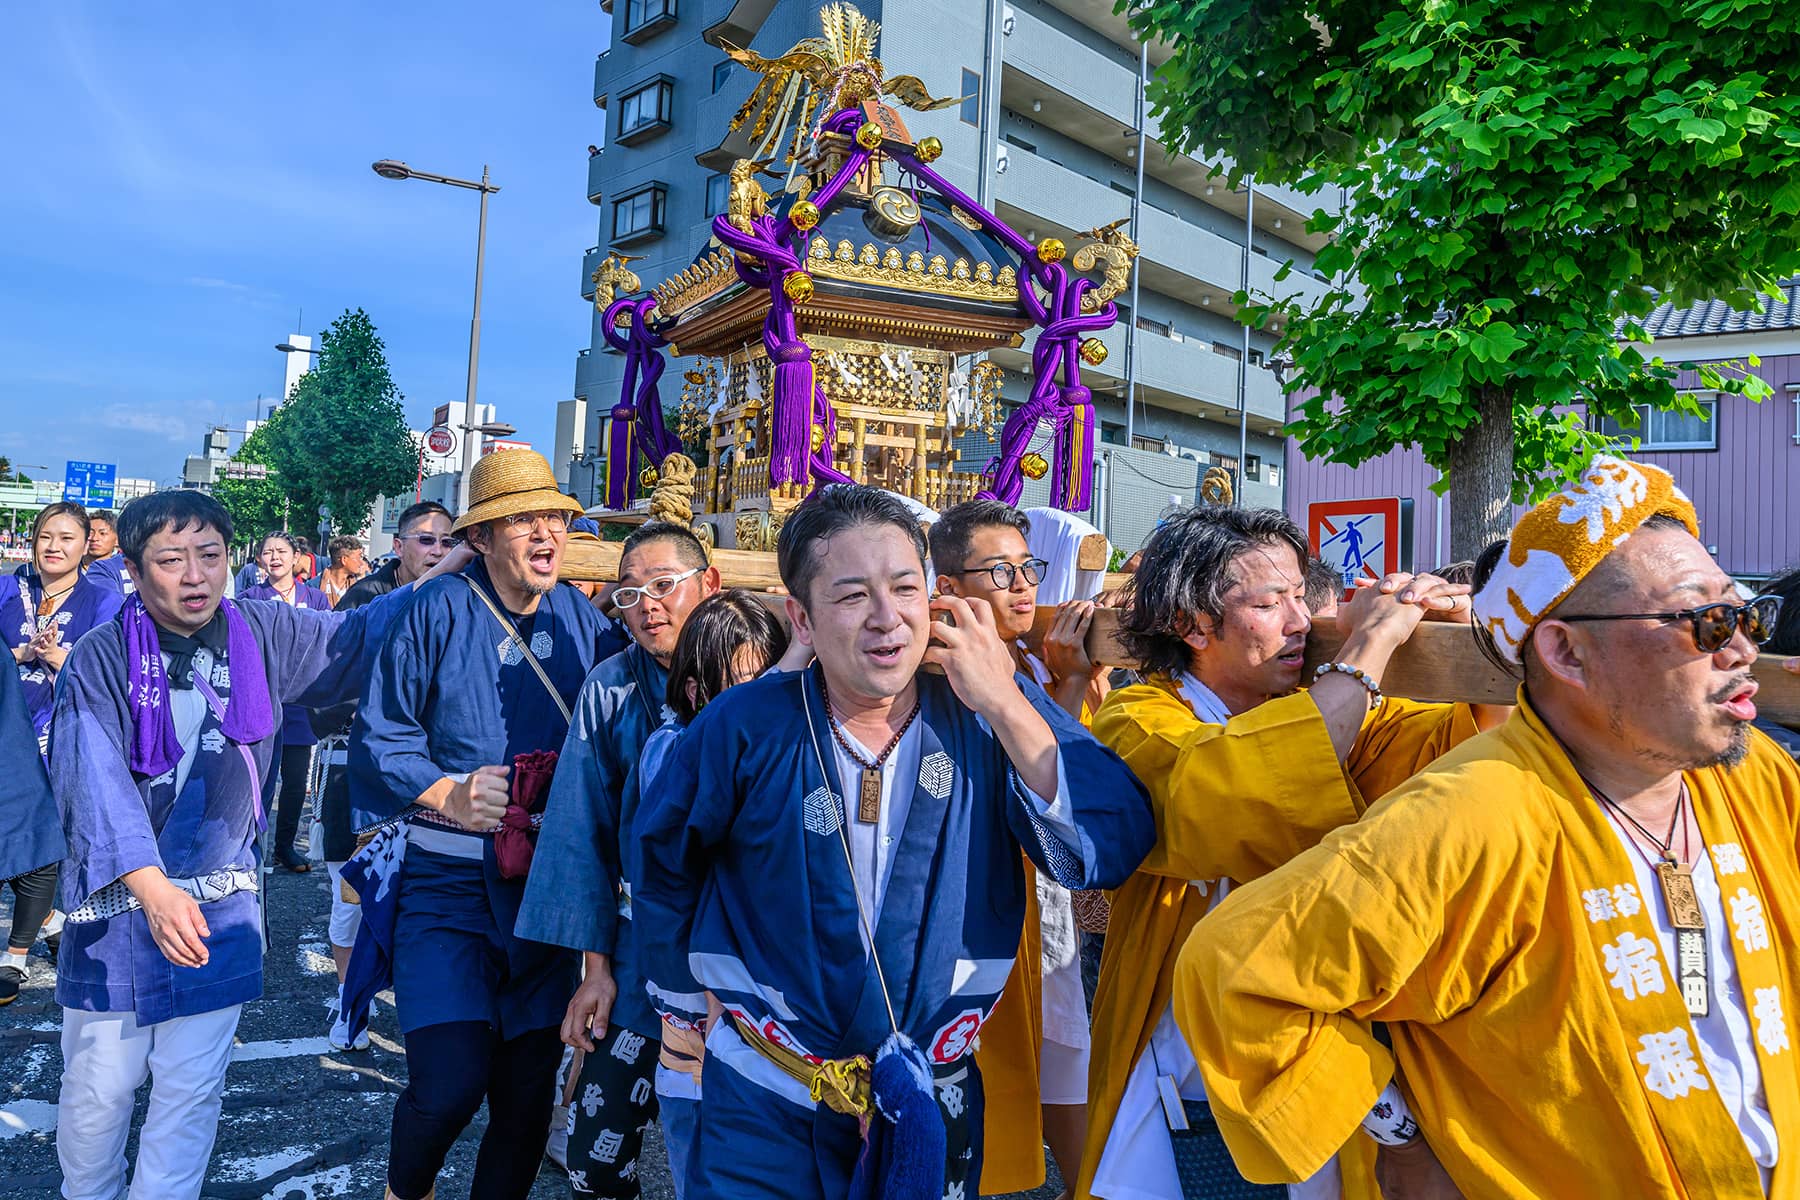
[122,594,275,777]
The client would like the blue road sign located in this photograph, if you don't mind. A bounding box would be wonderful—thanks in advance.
[64,461,117,507]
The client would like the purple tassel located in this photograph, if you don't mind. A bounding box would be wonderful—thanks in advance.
[770,341,816,488]
[606,406,636,510]
[1055,384,1095,510]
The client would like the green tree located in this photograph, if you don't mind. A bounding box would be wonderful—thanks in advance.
[263,309,419,538]
[212,419,290,550]
[1130,0,1800,556]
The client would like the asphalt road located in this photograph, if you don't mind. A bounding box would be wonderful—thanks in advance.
[1,848,1063,1199]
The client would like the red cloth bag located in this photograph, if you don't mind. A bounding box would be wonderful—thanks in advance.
[495,749,558,879]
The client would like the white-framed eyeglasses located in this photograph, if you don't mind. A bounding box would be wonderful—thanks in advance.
[614,567,701,609]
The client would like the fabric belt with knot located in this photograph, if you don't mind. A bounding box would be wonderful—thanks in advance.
[730,1014,872,1118]
[658,1020,706,1084]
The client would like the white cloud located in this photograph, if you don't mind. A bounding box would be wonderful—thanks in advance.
[98,403,211,442]
[185,276,255,293]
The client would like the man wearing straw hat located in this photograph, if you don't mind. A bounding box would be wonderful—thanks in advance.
[1176,455,1799,1198]
[343,449,628,1200]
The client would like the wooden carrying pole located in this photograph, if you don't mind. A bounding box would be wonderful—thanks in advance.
[560,537,1131,594]
[560,541,1799,726]
[1025,606,1800,727]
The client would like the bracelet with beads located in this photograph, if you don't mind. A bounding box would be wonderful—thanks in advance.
[1313,661,1383,706]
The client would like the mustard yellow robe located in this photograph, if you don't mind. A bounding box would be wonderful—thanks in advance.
[1077,677,1476,1199]
[977,863,1047,1193]
[1177,696,1800,1199]
[979,666,1091,1195]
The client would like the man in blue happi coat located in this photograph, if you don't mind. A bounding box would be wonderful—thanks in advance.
[348,449,629,1200]
[635,484,1157,1200]
[47,490,446,1200]
[517,519,720,1198]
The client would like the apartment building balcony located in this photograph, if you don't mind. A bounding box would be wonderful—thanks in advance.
[994,146,1331,316]
[695,83,752,173]
[587,152,606,205]
[574,348,598,401]
[1005,4,1136,126]
[594,52,609,108]
[1001,5,1337,241]
[989,321,1287,431]
[702,0,777,51]
[580,246,602,301]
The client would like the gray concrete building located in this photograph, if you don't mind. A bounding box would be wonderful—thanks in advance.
[565,0,1339,550]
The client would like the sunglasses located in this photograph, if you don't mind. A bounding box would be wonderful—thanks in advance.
[1556,595,1782,654]
[956,558,1050,590]
[396,533,463,549]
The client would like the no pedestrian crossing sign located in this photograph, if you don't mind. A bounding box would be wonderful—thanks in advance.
[1308,497,1414,595]
[63,461,117,507]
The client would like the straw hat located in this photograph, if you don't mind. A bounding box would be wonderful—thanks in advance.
[452,448,585,534]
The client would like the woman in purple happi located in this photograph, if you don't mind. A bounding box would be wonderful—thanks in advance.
[47,491,466,1200]
[0,501,123,1005]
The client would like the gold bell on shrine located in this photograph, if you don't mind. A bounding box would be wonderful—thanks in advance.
[789,200,821,232]
[810,424,827,453]
[1036,237,1067,264]
[784,271,816,304]
[1020,452,1049,480]
[915,136,943,164]
[1078,337,1108,366]
[639,466,660,489]
[856,122,885,150]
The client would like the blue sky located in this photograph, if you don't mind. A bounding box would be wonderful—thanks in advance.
[0,2,609,486]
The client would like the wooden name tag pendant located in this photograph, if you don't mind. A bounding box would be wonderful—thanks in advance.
[1659,860,1710,1018]
[857,768,882,824]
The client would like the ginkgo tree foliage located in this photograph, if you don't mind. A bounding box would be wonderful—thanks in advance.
[262,309,418,541]
[1127,0,1800,556]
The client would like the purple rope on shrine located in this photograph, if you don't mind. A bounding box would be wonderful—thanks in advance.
[709,116,876,495]
[882,147,1119,512]
[599,297,679,509]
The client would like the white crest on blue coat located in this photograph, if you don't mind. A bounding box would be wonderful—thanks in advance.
[919,752,953,800]
[803,785,841,836]
[530,630,553,660]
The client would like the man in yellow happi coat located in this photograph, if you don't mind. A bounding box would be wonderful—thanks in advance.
[1081,505,1478,1200]
[1178,455,1800,1199]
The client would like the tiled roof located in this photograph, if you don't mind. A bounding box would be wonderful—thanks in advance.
[1634,278,1800,339]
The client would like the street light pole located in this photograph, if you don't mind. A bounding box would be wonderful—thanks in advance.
[462,165,491,511]
[371,158,501,513]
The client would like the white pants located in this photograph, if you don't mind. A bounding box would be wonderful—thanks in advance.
[58,1004,242,1200]
[325,862,361,949]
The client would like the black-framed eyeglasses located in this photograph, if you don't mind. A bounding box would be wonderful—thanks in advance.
[1556,595,1782,654]
[395,533,462,549]
[614,567,701,609]
[956,558,1049,590]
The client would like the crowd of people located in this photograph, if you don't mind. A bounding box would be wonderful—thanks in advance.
[3,445,1800,1200]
